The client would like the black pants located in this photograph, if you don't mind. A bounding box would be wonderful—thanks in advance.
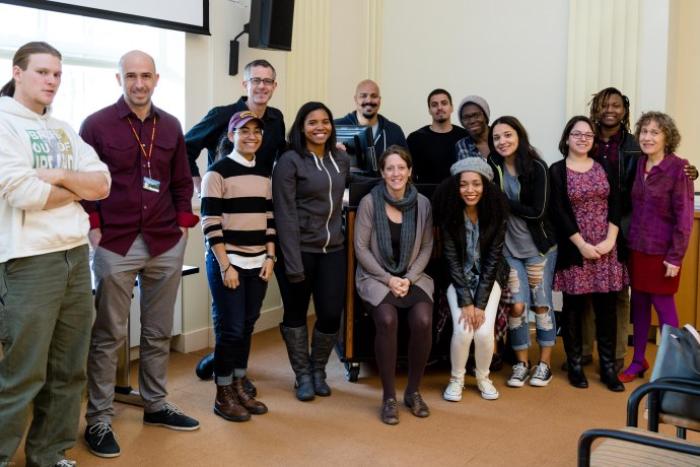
[278,249,346,334]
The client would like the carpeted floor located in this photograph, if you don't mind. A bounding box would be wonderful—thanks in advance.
[12,327,699,466]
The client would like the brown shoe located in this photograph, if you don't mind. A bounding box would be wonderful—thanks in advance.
[233,378,268,415]
[214,384,250,422]
[381,398,399,425]
[403,392,430,418]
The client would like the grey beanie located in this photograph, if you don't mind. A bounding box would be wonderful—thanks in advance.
[458,95,490,122]
[450,157,494,182]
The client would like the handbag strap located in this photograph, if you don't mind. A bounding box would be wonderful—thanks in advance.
[684,324,700,345]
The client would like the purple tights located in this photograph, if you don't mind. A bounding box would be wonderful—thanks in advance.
[627,290,679,374]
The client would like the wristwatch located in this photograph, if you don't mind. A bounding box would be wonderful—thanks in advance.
[265,254,277,263]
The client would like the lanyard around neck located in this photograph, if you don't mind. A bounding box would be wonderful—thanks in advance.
[127,115,157,177]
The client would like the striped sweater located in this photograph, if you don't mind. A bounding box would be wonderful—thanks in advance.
[200,152,275,268]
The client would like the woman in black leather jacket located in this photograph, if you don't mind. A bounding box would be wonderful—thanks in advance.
[433,157,509,402]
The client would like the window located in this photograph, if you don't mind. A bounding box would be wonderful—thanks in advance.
[0,3,185,130]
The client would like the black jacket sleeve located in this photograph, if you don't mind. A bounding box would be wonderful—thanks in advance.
[548,161,580,238]
[184,107,230,178]
[604,161,621,227]
[441,225,474,307]
[508,160,550,221]
[473,218,507,310]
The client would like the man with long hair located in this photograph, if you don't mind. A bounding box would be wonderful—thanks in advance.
[0,41,110,467]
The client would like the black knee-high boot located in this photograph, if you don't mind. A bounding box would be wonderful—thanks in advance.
[593,294,624,392]
[561,296,588,388]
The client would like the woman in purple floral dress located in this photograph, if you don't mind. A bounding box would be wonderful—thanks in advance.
[549,116,627,392]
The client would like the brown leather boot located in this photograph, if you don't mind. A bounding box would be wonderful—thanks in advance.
[233,378,268,415]
[214,384,250,422]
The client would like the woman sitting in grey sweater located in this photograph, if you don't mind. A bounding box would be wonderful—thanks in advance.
[354,145,434,425]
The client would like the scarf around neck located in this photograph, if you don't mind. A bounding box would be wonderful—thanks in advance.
[371,182,418,275]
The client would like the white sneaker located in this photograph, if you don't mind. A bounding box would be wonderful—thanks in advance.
[443,377,464,402]
[477,378,500,400]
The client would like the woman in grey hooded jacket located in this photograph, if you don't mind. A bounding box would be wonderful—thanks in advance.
[272,101,350,402]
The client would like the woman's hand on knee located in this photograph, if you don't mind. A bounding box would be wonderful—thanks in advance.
[472,307,485,330]
[459,305,475,332]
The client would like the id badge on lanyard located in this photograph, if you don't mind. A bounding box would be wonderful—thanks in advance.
[128,115,160,193]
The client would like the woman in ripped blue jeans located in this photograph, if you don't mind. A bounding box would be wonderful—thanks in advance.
[488,116,558,388]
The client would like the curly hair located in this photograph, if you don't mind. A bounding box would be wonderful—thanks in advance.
[634,111,681,154]
[488,115,541,177]
[432,172,508,248]
[588,87,631,133]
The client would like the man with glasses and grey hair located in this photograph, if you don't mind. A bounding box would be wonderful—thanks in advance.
[185,59,286,192]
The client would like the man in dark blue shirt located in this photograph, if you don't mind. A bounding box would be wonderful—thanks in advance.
[335,79,407,174]
[185,59,286,193]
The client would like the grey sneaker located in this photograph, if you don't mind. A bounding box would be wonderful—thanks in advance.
[54,460,77,467]
[529,361,553,387]
[506,361,530,387]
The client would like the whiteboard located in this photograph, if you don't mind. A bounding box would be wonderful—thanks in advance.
[0,0,210,35]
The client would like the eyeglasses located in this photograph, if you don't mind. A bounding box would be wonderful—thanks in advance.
[570,131,595,141]
[236,128,263,137]
[247,77,275,86]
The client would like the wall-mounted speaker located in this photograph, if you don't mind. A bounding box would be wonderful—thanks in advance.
[248,0,295,51]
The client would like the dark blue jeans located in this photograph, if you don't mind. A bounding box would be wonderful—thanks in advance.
[206,252,268,381]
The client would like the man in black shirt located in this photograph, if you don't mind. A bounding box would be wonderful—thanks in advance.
[407,88,468,183]
[185,59,286,193]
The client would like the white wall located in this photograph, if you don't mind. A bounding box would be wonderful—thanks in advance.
[379,0,570,163]
[668,0,700,168]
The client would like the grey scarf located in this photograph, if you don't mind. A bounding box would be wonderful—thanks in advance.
[371,182,418,275]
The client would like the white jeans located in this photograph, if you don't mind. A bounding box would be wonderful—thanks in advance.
[447,282,501,381]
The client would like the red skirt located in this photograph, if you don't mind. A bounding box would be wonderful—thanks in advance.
[629,250,681,294]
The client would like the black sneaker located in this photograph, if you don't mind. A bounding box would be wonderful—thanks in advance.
[529,361,553,387]
[84,422,121,458]
[506,361,530,387]
[143,402,200,431]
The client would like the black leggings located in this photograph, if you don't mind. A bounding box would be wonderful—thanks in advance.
[372,301,433,401]
[279,249,346,334]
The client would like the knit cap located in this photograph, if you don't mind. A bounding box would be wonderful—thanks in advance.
[450,157,494,181]
[458,95,490,122]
